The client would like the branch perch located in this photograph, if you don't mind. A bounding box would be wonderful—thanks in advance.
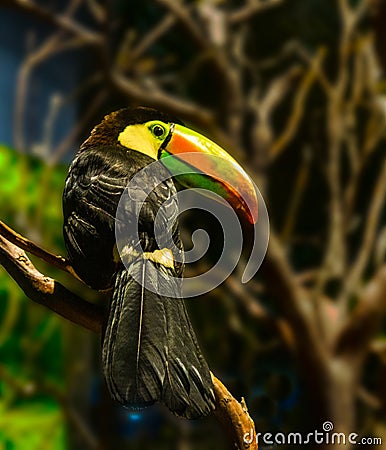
[211,373,257,450]
[0,220,76,277]
[0,221,257,450]
[0,234,103,333]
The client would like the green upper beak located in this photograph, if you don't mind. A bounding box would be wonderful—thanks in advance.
[159,124,258,225]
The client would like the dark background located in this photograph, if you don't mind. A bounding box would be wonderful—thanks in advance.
[0,0,385,449]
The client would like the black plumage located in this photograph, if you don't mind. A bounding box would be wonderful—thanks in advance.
[62,107,215,418]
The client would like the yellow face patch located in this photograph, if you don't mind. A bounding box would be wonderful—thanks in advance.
[118,121,170,159]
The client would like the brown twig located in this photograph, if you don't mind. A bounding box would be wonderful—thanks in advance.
[153,0,244,141]
[13,0,94,153]
[343,35,385,230]
[110,71,214,128]
[225,274,295,351]
[0,235,103,333]
[49,89,107,164]
[318,0,373,289]
[261,232,332,416]
[228,0,284,24]
[130,13,177,63]
[1,0,101,43]
[154,0,207,50]
[247,65,301,178]
[211,373,258,450]
[335,264,386,360]
[14,31,65,152]
[280,147,312,243]
[288,41,332,95]
[269,48,326,160]
[0,220,77,277]
[338,160,386,309]
[0,222,257,449]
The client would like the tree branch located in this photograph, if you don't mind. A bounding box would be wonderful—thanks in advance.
[228,0,285,24]
[110,71,214,128]
[280,147,312,243]
[335,264,386,360]
[129,13,177,64]
[261,232,330,395]
[269,48,326,161]
[0,220,76,277]
[12,0,96,152]
[225,273,295,351]
[0,235,103,333]
[1,0,101,44]
[338,159,386,308]
[154,0,207,50]
[211,373,257,450]
[153,0,245,140]
[49,88,107,165]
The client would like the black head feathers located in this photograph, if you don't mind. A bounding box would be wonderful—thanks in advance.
[81,107,184,151]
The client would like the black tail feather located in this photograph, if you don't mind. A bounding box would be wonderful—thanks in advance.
[102,259,215,418]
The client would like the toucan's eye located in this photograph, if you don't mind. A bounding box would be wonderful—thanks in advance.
[153,125,164,137]
[148,121,169,140]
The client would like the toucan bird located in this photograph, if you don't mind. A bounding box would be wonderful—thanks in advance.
[62,107,258,419]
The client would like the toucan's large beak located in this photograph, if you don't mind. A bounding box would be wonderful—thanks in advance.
[159,124,258,225]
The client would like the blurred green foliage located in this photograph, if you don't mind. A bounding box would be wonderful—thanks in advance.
[0,145,67,450]
[0,402,65,450]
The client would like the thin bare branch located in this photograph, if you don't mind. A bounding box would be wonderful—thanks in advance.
[335,264,386,359]
[0,220,77,278]
[153,0,244,139]
[154,0,207,50]
[85,0,106,24]
[13,1,94,152]
[49,89,107,164]
[226,275,269,321]
[211,373,257,450]
[110,71,214,128]
[338,160,386,307]
[14,31,63,152]
[337,0,370,99]
[338,0,370,33]
[280,147,312,243]
[228,0,284,24]
[130,13,177,63]
[262,232,327,356]
[269,48,326,161]
[0,235,103,333]
[285,41,332,95]
[248,65,301,175]
[357,385,383,410]
[342,36,384,229]
[1,0,102,43]
[254,65,302,122]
